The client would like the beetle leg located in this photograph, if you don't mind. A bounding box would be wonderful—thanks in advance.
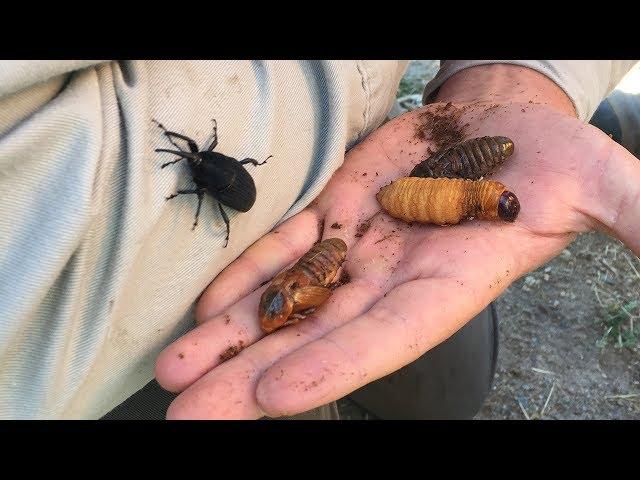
[239,155,272,167]
[282,315,304,327]
[165,189,207,230]
[160,158,184,169]
[165,189,200,201]
[206,119,218,152]
[217,202,231,248]
[156,149,201,169]
[291,286,332,311]
[192,191,205,231]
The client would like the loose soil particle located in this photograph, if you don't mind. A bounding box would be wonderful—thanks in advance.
[415,103,469,150]
[219,341,246,362]
[355,221,371,238]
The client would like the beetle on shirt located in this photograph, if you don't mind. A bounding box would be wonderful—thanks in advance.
[153,119,271,247]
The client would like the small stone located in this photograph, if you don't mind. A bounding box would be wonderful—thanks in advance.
[397,94,423,111]
[578,251,594,261]
[544,266,552,273]
[524,276,538,287]
[560,250,572,259]
[553,300,560,307]
[522,285,531,292]
[543,274,550,281]
[586,279,592,285]
[560,291,566,297]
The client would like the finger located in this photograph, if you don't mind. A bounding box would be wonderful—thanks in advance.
[158,218,396,395]
[253,231,571,417]
[575,128,640,256]
[156,286,268,392]
[165,279,385,419]
[161,200,422,412]
[159,213,411,407]
[195,209,321,324]
[254,277,498,417]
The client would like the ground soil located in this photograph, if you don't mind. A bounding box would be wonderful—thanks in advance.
[478,232,640,420]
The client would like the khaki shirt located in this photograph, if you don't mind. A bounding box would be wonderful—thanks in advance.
[0,60,635,418]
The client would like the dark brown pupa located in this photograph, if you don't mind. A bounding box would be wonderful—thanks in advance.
[259,238,348,333]
[410,136,514,180]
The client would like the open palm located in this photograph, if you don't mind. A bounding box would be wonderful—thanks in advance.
[155,101,640,419]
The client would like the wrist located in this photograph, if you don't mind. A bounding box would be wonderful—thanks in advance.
[434,64,577,117]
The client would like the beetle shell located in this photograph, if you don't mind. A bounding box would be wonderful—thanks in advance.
[376,177,520,225]
[259,238,348,333]
[410,136,514,180]
[191,152,257,212]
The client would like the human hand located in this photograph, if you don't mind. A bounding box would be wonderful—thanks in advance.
[155,66,640,419]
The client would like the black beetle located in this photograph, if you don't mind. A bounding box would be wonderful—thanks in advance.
[153,119,270,247]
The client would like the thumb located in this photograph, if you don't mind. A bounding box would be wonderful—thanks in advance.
[578,130,640,256]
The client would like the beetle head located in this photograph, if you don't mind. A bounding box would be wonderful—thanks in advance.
[167,150,202,167]
[182,151,203,167]
[259,286,295,334]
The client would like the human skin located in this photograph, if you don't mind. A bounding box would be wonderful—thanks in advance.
[155,65,640,419]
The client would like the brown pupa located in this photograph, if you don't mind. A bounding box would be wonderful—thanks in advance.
[410,136,514,180]
[259,238,348,333]
[376,177,520,225]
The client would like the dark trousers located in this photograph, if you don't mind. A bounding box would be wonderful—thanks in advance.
[103,304,498,420]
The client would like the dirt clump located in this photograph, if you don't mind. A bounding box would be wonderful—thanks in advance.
[219,341,246,362]
[355,221,371,238]
[415,103,468,151]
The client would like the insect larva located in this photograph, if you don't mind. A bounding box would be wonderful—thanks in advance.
[376,177,520,225]
[410,136,514,180]
[259,238,348,333]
